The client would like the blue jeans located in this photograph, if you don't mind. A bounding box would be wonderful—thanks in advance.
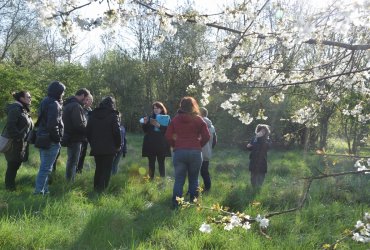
[35,143,61,194]
[111,150,123,175]
[66,142,82,181]
[172,149,202,207]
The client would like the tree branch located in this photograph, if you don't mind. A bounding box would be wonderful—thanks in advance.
[265,169,369,219]
[305,39,370,51]
[246,67,370,89]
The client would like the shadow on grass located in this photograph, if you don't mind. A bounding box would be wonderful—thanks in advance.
[220,185,258,212]
[69,196,176,249]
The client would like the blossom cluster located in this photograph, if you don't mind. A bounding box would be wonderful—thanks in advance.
[26,0,370,126]
[353,159,370,173]
[199,213,269,234]
[342,103,370,123]
[291,104,319,127]
[352,213,370,243]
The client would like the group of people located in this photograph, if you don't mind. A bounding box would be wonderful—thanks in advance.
[2,81,271,207]
[3,81,126,194]
[140,97,217,207]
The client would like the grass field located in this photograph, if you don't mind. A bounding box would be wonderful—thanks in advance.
[0,133,369,249]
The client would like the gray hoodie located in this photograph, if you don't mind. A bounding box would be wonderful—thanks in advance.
[201,117,215,161]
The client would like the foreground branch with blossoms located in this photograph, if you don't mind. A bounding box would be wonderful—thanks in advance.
[177,156,369,248]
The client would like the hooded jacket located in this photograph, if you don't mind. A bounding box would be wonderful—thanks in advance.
[62,96,87,142]
[37,81,65,143]
[3,101,33,162]
[165,111,210,151]
[86,107,121,156]
[201,117,216,161]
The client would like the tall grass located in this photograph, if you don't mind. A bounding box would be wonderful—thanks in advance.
[0,133,369,249]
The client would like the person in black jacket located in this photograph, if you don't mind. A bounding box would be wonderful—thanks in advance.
[34,81,65,195]
[76,93,93,174]
[247,124,271,188]
[3,91,33,191]
[141,101,171,180]
[87,96,121,192]
[62,88,90,181]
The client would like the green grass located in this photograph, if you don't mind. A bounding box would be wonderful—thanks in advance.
[0,133,369,249]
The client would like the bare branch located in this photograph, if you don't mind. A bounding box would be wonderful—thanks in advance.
[246,67,370,89]
[305,39,370,51]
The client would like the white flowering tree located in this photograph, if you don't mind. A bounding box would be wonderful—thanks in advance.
[25,0,370,149]
[20,0,370,245]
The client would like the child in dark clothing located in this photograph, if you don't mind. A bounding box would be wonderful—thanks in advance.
[247,124,271,188]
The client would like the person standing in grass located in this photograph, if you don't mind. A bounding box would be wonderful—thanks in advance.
[76,93,94,174]
[199,107,217,192]
[34,81,65,195]
[165,97,210,208]
[141,101,171,180]
[87,96,121,192]
[62,88,90,181]
[246,124,271,188]
[3,91,33,191]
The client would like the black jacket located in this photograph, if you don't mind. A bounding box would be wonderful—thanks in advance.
[142,113,171,157]
[87,107,121,156]
[62,96,87,142]
[248,136,271,173]
[37,82,65,143]
[4,102,33,162]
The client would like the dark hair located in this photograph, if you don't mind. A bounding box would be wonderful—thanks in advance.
[12,91,28,102]
[99,96,116,110]
[75,88,90,97]
[152,101,167,115]
[255,124,270,136]
[179,96,200,115]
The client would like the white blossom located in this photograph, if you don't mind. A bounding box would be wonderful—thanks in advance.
[224,223,234,231]
[199,223,212,233]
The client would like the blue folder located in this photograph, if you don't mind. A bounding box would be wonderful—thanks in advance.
[153,114,170,131]
[155,114,170,126]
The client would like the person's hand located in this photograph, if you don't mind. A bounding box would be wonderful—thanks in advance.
[247,143,252,148]
[150,119,160,128]
[143,117,149,124]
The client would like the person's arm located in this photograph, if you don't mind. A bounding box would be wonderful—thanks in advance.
[111,114,121,150]
[142,116,151,133]
[212,131,217,148]
[71,104,87,134]
[165,122,175,147]
[246,137,255,151]
[6,106,22,139]
[47,102,61,142]
[199,119,210,147]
